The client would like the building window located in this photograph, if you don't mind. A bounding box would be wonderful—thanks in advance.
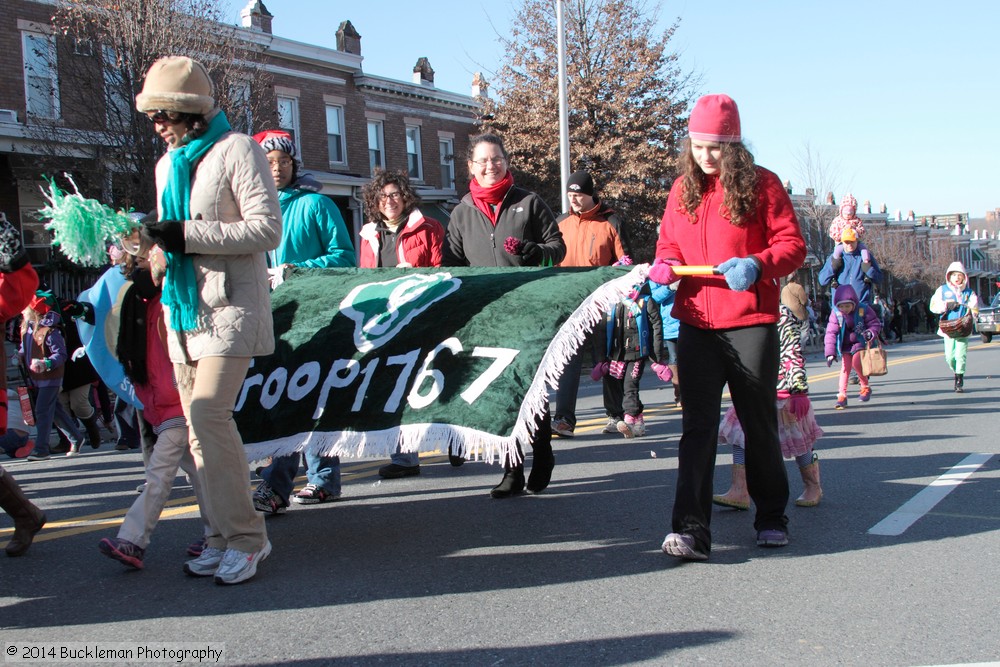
[367,121,384,172]
[22,32,60,119]
[326,105,346,165]
[228,80,252,134]
[405,125,422,180]
[276,95,300,154]
[102,46,131,128]
[439,138,455,190]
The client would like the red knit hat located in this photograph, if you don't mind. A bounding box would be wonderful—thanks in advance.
[688,94,741,143]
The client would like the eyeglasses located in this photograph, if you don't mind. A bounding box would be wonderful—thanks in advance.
[146,110,184,124]
[471,157,505,167]
[268,158,293,169]
[378,191,403,202]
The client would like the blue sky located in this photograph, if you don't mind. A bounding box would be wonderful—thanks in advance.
[236,1,999,219]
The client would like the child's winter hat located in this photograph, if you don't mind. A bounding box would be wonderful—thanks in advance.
[833,284,859,308]
[841,227,858,242]
[135,56,215,115]
[253,130,297,160]
[688,94,741,143]
[945,261,967,282]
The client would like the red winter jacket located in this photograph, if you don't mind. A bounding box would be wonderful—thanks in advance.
[132,295,184,432]
[655,167,805,330]
[359,209,445,268]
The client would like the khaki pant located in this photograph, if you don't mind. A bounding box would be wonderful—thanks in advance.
[175,356,267,553]
[118,426,210,549]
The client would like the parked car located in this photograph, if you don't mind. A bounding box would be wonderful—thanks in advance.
[975,293,1000,343]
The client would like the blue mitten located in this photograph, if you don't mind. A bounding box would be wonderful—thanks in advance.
[717,257,760,291]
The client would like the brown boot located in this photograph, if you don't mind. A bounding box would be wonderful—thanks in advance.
[712,464,749,510]
[0,468,47,556]
[795,454,823,507]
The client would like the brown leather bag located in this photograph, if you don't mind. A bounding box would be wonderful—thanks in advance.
[859,340,888,377]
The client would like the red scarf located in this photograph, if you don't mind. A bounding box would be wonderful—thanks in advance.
[468,172,514,225]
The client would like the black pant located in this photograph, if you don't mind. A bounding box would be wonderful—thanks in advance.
[672,323,789,553]
[602,359,645,418]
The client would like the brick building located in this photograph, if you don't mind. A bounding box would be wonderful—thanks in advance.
[0,0,483,268]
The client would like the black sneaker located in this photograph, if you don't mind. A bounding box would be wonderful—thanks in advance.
[378,463,421,479]
[252,481,288,515]
[98,537,145,570]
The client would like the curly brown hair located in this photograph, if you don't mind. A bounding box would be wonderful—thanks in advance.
[362,169,421,223]
[678,138,759,226]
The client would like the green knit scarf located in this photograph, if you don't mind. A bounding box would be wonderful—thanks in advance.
[159,111,231,331]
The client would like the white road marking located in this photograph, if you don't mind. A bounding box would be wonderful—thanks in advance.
[868,453,993,536]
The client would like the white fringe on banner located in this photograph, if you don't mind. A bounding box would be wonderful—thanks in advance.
[243,264,648,467]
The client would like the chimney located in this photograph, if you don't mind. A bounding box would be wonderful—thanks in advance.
[825,191,834,205]
[336,21,362,55]
[471,72,489,98]
[782,180,791,194]
[240,0,273,34]
[412,58,435,86]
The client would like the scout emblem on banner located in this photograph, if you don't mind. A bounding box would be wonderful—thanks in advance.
[234,265,644,465]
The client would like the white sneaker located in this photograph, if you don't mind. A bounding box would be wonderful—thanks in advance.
[183,546,225,577]
[602,417,620,434]
[631,417,646,437]
[214,541,272,585]
[617,419,634,438]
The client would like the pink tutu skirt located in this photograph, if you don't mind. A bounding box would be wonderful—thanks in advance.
[718,397,824,459]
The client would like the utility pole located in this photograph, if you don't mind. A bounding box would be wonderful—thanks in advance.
[556,0,571,214]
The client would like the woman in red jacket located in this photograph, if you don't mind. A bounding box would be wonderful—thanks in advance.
[650,94,806,560]
[359,169,444,270]
[359,169,445,479]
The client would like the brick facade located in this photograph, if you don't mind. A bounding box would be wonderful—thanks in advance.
[0,0,483,257]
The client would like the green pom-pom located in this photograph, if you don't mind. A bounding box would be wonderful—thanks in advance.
[37,174,138,268]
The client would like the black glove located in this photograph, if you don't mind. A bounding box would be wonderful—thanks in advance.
[861,262,872,273]
[141,219,186,254]
[61,300,95,324]
[831,278,839,289]
[520,240,542,265]
[830,256,844,272]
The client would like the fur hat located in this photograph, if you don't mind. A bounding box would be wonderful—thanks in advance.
[688,94,741,143]
[253,130,297,160]
[135,56,215,115]
[566,171,595,196]
[780,281,808,322]
[841,227,858,242]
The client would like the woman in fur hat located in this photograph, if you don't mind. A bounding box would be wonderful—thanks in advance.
[135,55,280,585]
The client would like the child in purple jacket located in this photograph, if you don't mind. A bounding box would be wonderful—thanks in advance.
[824,284,881,409]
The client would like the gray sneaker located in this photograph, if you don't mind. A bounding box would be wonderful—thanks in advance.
[602,416,620,434]
[183,546,225,577]
[214,541,272,586]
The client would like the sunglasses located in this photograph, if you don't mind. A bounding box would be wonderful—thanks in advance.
[146,110,184,124]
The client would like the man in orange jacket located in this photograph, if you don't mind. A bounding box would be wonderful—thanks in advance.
[552,171,630,437]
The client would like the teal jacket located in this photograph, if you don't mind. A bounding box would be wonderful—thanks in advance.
[272,183,355,268]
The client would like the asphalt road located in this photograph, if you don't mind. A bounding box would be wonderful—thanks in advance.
[1,337,999,667]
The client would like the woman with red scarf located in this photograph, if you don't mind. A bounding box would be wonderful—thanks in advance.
[444,134,564,268]
[444,133,565,498]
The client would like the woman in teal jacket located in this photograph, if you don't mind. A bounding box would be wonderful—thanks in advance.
[253,130,355,284]
[251,130,356,513]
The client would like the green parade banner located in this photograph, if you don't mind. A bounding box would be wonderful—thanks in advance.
[235,265,644,465]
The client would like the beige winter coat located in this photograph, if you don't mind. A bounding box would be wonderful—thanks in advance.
[153,129,282,362]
